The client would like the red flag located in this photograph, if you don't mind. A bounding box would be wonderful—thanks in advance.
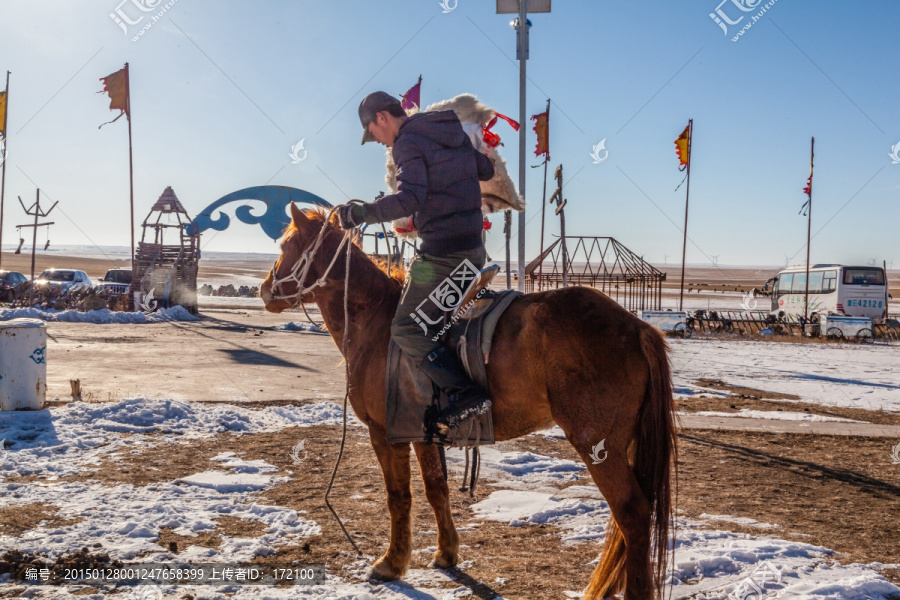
[531,110,549,157]
[482,111,519,148]
[401,77,421,110]
[98,65,129,127]
[800,174,812,215]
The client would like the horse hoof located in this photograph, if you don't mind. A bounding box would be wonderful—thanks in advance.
[428,551,460,570]
[368,559,403,582]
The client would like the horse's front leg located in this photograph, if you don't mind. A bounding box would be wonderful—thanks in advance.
[368,429,413,581]
[413,443,459,569]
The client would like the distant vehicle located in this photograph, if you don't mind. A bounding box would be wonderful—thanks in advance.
[767,264,888,321]
[35,269,93,293]
[97,268,132,296]
[0,270,29,301]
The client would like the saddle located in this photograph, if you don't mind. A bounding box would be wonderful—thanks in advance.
[385,265,522,445]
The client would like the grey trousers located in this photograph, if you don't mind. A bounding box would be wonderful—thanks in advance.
[390,245,487,365]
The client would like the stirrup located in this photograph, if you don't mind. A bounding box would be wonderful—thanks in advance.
[435,398,492,435]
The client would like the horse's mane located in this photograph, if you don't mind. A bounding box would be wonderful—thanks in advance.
[281,207,407,286]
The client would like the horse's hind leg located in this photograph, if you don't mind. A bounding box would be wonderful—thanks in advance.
[368,431,413,581]
[572,440,653,600]
[413,443,460,569]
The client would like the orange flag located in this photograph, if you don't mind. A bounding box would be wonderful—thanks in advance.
[0,90,7,137]
[99,65,129,127]
[674,124,690,170]
[532,109,549,157]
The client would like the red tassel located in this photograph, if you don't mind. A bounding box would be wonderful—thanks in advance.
[481,111,520,148]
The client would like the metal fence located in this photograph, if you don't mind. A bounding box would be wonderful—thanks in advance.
[524,236,666,311]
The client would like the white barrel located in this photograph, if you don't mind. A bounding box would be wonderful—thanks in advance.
[0,318,47,410]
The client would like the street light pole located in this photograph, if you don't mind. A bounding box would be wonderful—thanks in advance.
[517,1,527,292]
[498,0,551,291]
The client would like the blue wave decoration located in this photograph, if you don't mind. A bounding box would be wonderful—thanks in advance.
[185,186,333,240]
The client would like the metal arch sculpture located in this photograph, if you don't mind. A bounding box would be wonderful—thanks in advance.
[184,186,332,240]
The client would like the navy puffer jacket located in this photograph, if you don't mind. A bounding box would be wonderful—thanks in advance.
[365,110,494,255]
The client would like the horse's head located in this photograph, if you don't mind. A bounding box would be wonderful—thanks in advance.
[260,203,342,313]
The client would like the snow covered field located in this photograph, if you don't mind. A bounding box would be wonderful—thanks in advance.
[2,399,898,599]
[668,337,900,414]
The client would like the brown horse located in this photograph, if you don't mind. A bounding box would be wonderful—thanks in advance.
[260,204,677,600]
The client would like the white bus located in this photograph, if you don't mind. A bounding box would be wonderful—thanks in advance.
[767,264,888,321]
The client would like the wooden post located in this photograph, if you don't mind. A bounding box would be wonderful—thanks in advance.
[30,189,38,288]
[555,165,569,287]
[505,210,511,289]
[18,189,57,303]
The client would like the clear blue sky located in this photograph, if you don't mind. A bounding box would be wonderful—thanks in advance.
[1,0,898,267]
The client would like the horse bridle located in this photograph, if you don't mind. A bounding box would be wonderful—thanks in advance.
[268,208,353,308]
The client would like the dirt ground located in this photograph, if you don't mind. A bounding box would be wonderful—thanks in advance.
[5,411,899,598]
[3,308,900,598]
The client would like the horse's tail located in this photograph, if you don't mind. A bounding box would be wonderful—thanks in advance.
[589,325,677,598]
[637,325,677,595]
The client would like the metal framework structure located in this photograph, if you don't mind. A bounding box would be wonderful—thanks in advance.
[132,186,200,313]
[361,228,417,270]
[524,236,666,311]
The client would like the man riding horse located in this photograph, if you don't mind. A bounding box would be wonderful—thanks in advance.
[336,91,495,438]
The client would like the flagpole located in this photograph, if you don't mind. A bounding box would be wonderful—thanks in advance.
[538,99,550,291]
[125,63,135,271]
[804,136,814,322]
[679,118,693,311]
[0,71,9,271]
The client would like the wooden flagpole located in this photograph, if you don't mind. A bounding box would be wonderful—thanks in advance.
[678,118,693,311]
[125,63,135,271]
[803,136,814,321]
[0,71,9,271]
[538,99,550,291]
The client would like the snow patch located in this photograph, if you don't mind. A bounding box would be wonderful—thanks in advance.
[0,306,199,323]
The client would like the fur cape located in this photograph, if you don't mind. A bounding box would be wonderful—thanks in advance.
[384,94,523,239]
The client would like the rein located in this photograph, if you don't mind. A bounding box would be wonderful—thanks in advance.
[269,207,362,556]
[269,213,352,307]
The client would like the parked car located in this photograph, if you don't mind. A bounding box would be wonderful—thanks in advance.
[0,270,29,301]
[34,269,93,293]
[97,267,132,296]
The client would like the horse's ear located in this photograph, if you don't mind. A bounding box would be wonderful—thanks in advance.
[290,202,308,226]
